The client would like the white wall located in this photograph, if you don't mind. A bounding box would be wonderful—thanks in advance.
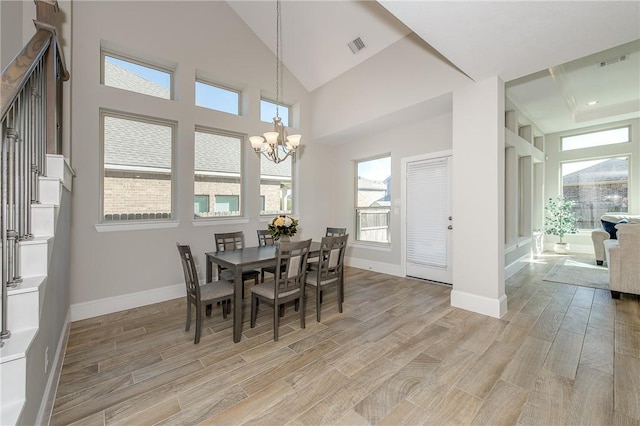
[333,100,454,274]
[310,33,470,143]
[544,117,640,253]
[68,1,330,311]
[451,77,507,318]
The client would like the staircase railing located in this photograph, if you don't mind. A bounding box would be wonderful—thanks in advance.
[0,0,69,347]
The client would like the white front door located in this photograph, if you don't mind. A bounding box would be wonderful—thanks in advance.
[403,153,453,284]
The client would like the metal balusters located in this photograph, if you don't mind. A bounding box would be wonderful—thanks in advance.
[1,52,50,344]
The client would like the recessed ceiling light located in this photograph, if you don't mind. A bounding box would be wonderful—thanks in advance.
[587,100,598,106]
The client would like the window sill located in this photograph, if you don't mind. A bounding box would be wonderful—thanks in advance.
[349,241,392,252]
[193,217,250,227]
[95,220,179,233]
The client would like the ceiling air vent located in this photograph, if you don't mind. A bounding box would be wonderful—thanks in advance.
[348,37,366,54]
[599,53,629,68]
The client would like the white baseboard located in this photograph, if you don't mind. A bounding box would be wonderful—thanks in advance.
[451,290,507,319]
[37,309,71,426]
[70,283,185,321]
[345,256,403,277]
[505,253,530,279]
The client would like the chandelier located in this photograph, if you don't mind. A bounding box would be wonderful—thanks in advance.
[249,0,301,164]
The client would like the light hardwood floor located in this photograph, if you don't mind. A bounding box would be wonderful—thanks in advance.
[52,255,640,425]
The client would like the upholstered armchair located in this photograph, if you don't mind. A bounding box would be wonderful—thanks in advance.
[592,214,640,265]
[608,223,640,299]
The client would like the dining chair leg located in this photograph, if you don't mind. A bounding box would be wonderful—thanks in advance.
[194,304,202,344]
[205,303,212,317]
[294,299,299,312]
[337,282,343,313]
[221,300,228,319]
[250,295,258,328]
[300,296,306,329]
[273,306,280,341]
[185,300,192,332]
[316,287,321,322]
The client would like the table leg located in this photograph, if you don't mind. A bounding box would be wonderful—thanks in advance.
[206,256,212,283]
[233,266,243,343]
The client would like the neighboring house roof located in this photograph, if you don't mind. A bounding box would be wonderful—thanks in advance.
[104,60,170,99]
[103,62,291,178]
[563,158,628,185]
[358,176,387,191]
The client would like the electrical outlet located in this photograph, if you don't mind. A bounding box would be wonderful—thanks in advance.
[44,347,49,374]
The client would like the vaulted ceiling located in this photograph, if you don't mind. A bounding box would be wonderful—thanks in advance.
[228,1,640,135]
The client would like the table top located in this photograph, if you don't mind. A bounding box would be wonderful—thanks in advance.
[205,241,321,268]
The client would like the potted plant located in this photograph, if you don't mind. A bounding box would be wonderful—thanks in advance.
[544,196,578,254]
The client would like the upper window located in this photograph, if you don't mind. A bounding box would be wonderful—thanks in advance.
[195,80,240,115]
[102,111,175,221]
[261,99,290,127]
[260,148,292,215]
[562,156,629,229]
[355,155,391,243]
[561,126,630,151]
[102,52,172,100]
[194,129,243,218]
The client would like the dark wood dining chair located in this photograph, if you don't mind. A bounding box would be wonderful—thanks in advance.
[250,239,312,341]
[306,234,348,322]
[214,231,260,297]
[325,227,347,237]
[176,243,234,344]
[257,229,284,283]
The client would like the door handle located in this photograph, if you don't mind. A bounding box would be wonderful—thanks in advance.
[448,225,453,230]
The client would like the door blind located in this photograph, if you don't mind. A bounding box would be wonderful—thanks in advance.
[406,158,448,268]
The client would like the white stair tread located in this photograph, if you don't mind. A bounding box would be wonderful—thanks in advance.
[7,276,46,296]
[0,328,37,363]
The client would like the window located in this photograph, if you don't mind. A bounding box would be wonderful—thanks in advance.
[194,129,243,218]
[260,147,292,215]
[355,155,391,243]
[102,111,175,221]
[561,126,630,151]
[562,156,629,229]
[195,80,239,115]
[102,52,172,100]
[215,195,239,212]
[194,195,210,215]
[261,99,290,126]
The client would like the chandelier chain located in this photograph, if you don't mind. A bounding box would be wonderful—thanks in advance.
[275,0,281,118]
[249,0,300,164]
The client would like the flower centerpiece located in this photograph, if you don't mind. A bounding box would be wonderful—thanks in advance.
[267,215,298,241]
[544,196,578,254]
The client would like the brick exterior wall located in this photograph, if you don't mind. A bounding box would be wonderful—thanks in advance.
[104,172,171,216]
[104,171,290,219]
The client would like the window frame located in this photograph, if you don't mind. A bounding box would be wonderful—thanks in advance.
[560,125,630,151]
[101,49,175,100]
[259,146,295,217]
[561,155,630,230]
[99,109,177,225]
[354,154,392,245]
[195,78,241,115]
[193,126,245,220]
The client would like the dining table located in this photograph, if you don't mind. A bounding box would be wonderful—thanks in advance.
[205,241,321,343]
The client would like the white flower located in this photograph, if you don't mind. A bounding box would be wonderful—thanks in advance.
[283,216,293,227]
